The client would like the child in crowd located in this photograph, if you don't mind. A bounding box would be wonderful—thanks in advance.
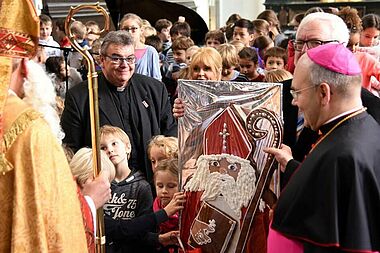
[174,45,200,81]
[120,13,162,80]
[360,13,380,47]
[230,39,245,53]
[45,56,82,99]
[257,9,287,46]
[253,35,274,62]
[252,35,274,70]
[69,147,115,252]
[153,158,181,253]
[85,20,101,47]
[264,46,287,71]
[252,19,270,40]
[146,35,164,54]
[185,45,200,65]
[55,18,71,48]
[147,135,178,172]
[143,26,157,40]
[172,36,194,67]
[238,47,265,82]
[264,68,293,83]
[70,147,115,187]
[100,125,154,252]
[163,21,192,65]
[39,14,61,58]
[162,36,194,101]
[155,19,173,51]
[217,43,248,82]
[69,21,89,69]
[204,30,226,49]
[232,18,255,47]
[145,35,165,69]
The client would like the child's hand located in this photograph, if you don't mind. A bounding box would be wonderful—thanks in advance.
[163,192,186,216]
[158,230,180,247]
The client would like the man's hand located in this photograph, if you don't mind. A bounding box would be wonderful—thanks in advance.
[158,231,180,247]
[173,98,185,119]
[264,144,293,172]
[82,173,111,209]
[163,192,186,216]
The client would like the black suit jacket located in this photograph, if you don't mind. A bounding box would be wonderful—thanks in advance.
[61,73,177,181]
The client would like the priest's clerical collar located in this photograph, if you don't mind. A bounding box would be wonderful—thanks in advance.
[319,106,365,135]
[106,80,127,92]
[116,86,126,92]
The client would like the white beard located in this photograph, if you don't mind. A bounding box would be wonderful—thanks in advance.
[23,60,65,143]
[201,172,254,218]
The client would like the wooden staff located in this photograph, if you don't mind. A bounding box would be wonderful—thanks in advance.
[64,4,110,253]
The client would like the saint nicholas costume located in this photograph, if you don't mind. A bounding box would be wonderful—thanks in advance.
[0,1,88,251]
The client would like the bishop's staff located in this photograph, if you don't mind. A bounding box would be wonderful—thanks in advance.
[65,4,110,253]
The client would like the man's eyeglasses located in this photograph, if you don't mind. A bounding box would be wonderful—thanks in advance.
[104,55,136,65]
[293,39,339,51]
[290,84,319,99]
[122,27,139,33]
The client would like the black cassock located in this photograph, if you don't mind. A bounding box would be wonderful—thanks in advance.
[272,111,380,252]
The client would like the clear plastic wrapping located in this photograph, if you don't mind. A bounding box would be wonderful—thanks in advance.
[178,79,283,253]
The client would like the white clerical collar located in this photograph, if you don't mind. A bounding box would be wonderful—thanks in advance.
[323,106,365,125]
[116,86,126,92]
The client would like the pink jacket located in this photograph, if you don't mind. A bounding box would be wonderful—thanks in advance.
[355,51,380,94]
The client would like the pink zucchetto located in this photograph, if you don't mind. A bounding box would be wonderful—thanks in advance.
[307,43,362,76]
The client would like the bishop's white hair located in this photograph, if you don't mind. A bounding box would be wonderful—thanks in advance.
[23,60,65,143]
[298,12,349,46]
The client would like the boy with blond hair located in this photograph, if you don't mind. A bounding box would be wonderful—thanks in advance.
[100,125,155,252]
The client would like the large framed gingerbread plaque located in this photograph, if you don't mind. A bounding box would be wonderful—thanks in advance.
[178,80,283,253]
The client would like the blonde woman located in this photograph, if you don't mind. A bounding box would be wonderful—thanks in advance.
[120,13,162,80]
[188,47,223,81]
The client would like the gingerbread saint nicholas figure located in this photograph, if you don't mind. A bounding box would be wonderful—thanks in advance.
[180,106,272,253]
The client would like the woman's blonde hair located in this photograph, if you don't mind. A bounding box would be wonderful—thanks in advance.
[70,147,115,186]
[265,69,293,83]
[147,135,178,160]
[189,47,222,80]
[154,158,179,182]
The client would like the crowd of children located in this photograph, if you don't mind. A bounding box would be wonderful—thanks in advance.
[34,6,380,252]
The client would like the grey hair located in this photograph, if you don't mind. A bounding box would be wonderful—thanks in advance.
[100,30,134,55]
[298,12,349,46]
[309,62,362,96]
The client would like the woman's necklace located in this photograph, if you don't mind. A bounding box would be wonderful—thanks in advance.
[309,107,367,154]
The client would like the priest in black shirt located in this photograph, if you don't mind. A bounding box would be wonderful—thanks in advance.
[61,30,177,183]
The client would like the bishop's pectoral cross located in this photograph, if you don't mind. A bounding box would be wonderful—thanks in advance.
[219,123,230,153]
